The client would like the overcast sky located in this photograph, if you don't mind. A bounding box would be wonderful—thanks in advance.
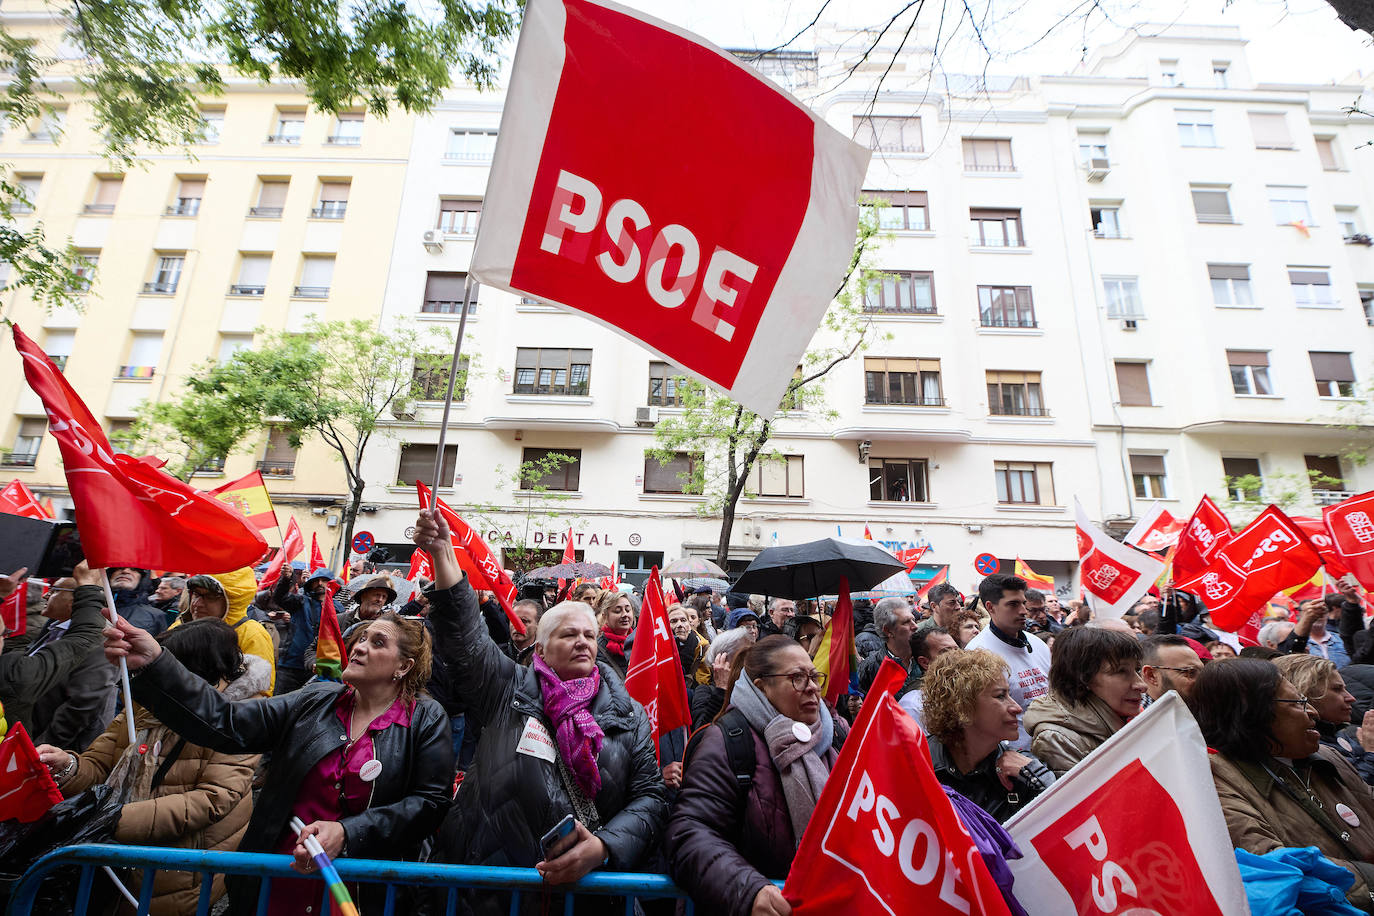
[627,0,1370,86]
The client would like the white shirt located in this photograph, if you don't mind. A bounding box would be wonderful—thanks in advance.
[898,688,926,731]
[966,625,1052,750]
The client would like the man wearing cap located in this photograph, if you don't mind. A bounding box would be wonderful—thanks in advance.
[273,567,334,693]
[725,605,760,643]
[338,573,398,633]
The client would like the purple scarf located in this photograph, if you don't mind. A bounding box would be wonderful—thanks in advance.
[532,653,605,798]
[944,787,1029,916]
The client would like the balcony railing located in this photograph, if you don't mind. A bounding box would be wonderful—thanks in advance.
[83,203,115,215]
[310,202,347,219]
[248,206,283,218]
[293,286,330,299]
[265,133,301,144]
[257,459,296,477]
[421,299,475,315]
[989,405,1052,417]
[326,135,361,145]
[513,381,590,397]
[862,304,938,317]
[141,281,178,295]
[117,365,156,380]
[229,284,265,297]
[191,456,226,475]
[0,450,38,468]
[165,199,201,217]
[965,163,1016,172]
[865,396,946,407]
[980,316,1039,329]
[1314,489,1349,507]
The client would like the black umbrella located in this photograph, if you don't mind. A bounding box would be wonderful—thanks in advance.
[731,537,907,599]
[524,561,612,579]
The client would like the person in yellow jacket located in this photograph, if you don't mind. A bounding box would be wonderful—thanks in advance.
[170,568,276,694]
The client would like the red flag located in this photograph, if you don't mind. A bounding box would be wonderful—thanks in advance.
[1323,491,1374,591]
[1075,500,1163,619]
[1171,495,1234,585]
[407,548,434,582]
[309,532,326,572]
[895,546,926,571]
[783,659,1012,915]
[0,479,48,519]
[624,568,690,762]
[561,528,576,565]
[1292,515,1352,579]
[11,324,267,572]
[916,566,949,601]
[468,0,870,416]
[416,482,525,635]
[259,517,304,590]
[1,579,27,637]
[862,523,874,541]
[1124,502,1185,553]
[813,577,854,707]
[1176,505,1324,631]
[0,723,64,822]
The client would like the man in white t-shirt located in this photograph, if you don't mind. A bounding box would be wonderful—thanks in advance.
[966,572,1052,750]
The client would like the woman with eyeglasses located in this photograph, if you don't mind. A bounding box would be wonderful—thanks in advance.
[667,635,847,916]
[1275,654,1374,786]
[1191,658,1374,912]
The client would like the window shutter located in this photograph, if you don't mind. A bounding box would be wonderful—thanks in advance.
[1114,362,1152,406]
[1226,350,1269,367]
[1288,269,1330,286]
[400,445,456,488]
[299,257,334,288]
[645,453,691,493]
[1306,455,1343,482]
[257,181,289,208]
[44,330,74,357]
[94,178,122,205]
[1248,112,1293,149]
[177,178,205,199]
[320,182,350,203]
[1223,457,1261,479]
[264,429,296,462]
[1309,351,1355,382]
[424,272,468,302]
[1316,138,1338,170]
[1208,263,1250,281]
[1191,189,1231,221]
[970,208,1020,220]
[1129,454,1166,476]
[18,418,46,438]
[238,255,270,286]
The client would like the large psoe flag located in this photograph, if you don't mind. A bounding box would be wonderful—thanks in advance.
[471,0,871,416]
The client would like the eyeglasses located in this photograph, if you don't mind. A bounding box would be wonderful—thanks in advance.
[1154,666,1202,680]
[44,587,75,595]
[1275,697,1315,710]
[758,671,827,692]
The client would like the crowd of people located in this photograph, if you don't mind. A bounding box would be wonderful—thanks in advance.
[4,511,1374,914]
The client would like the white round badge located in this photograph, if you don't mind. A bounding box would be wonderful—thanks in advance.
[1339,736,1354,753]
[359,759,383,782]
[153,740,162,757]
[791,722,812,742]
[1337,803,1361,828]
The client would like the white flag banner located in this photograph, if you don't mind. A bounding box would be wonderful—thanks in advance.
[1075,497,1164,619]
[1005,692,1251,916]
[1124,501,1185,552]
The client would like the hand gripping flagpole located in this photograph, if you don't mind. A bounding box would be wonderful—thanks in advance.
[100,570,139,747]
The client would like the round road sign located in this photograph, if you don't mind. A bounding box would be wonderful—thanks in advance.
[974,553,1000,576]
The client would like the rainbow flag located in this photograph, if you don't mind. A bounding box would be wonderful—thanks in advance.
[916,566,949,601]
[292,817,359,916]
[1014,557,1055,593]
[813,576,856,706]
[314,581,346,681]
[208,470,279,533]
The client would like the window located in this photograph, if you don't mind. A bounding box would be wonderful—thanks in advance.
[27,107,64,142]
[1268,186,1312,225]
[1213,62,1230,89]
[862,190,928,231]
[514,348,592,396]
[1316,137,1340,171]
[869,458,928,502]
[962,138,1015,171]
[644,452,703,495]
[446,129,497,161]
[120,332,163,379]
[1091,205,1122,238]
[72,250,98,292]
[864,357,943,406]
[1227,350,1272,395]
[398,444,457,488]
[1289,268,1334,307]
[864,271,935,315]
[5,418,45,467]
[977,285,1036,328]
[1191,186,1233,224]
[421,271,478,314]
[12,174,41,213]
[411,354,468,401]
[853,116,923,153]
[1209,264,1253,306]
[260,428,298,477]
[198,108,224,144]
[167,177,204,216]
[986,371,1047,417]
[969,208,1024,247]
[437,199,482,234]
[994,461,1054,505]
[231,254,270,296]
[1103,277,1143,318]
[1338,207,1361,240]
[269,109,304,144]
[328,113,363,145]
[1176,110,1216,147]
[143,254,184,294]
[1362,288,1374,327]
[1310,351,1356,397]
[1223,457,1262,501]
[217,333,252,364]
[520,447,581,491]
[251,179,288,218]
[1249,112,1293,150]
[1114,362,1153,406]
[312,181,349,219]
[1131,454,1168,499]
[44,330,74,371]
[1077,133,1109,165]
[747,455,805,498]
[1159,59,1179,86]
[294,256,334,298]
[85,176,123,215]
[1306,455,1346,501]
[648,361,684,406]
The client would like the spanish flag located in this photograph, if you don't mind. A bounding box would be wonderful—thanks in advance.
[1283,568,1326,604]
[813,576,855,707]
[1014,557,1055,593]
[916,565,949,601]
[208,470,279,533]
[314,580,346,681]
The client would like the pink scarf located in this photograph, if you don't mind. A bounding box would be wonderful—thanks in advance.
[531,654,604,797]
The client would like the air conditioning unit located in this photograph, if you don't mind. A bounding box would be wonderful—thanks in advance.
[635,406,660,427]
[1121,319,1138,331]
[422,229,444,252]
[1086,158,1110,182]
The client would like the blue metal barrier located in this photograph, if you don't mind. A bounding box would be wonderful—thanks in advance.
[6,844,699,916]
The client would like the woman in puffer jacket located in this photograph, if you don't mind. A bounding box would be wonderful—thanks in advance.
[171,567,277,694]
[37,619,265,916]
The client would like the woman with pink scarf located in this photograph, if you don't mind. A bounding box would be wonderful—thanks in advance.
[414,510,667,913]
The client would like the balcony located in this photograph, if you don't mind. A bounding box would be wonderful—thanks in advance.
[965,163,1016,172]
[293,286,330,299]
[865,396,946,407]
[165,199,201,217]
[310,202,347,219]
[1314,489,1349,507]
[0,450,38,468]
[989,405,1052,418]
[980,316,1038,329]
[421,299,475,315]
[265,133,301,145]
[257,459,296,478]
[117,365,156,380]
[141,281,178,295]
[326,135,361,146]
[248,206,283,218]
[862,305,938,317]
[191,456,226,475]
[229,284,265,297]
[82,203,115,215]
[513,381,590,397]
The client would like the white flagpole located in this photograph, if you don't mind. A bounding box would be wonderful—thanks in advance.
[428,278,473,500]
[100,570,138,747]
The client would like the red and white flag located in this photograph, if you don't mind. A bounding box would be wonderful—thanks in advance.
[1005,693,1248,916]
[1323,491,1374,592]
[408,548,434,582]
[1171,495,1234,585]
[1123,502,1184,553]
[1176,505,1323,632]
[1075,499,1164,619]
[624,568,690,762]
[1,578,27,638]
[469,0,870,416]
[258,516,304,590]
[895,546,927,572]
[0,723,65,823]
[0,479,49,519]
[416,482,525,635]
[1292,515,1352,580]
[309,531,326,572]
[11,324,267,572]
[784,659,1012,915]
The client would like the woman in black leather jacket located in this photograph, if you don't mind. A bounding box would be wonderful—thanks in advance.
[920,648,1054,822]
[103,607,453,915]
[413,509,667,910]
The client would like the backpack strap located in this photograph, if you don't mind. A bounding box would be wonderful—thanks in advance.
[685,708,756,792]
[151,738,188,791]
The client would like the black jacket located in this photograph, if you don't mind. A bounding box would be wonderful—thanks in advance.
[857,647,908,694]
[691,683,726,732]
[596,632,630,681]
[428,579,667,874]
[1339,599,1374,665]
[129,649,453,914]
[1,585,108,735]
[926,735,1054,823]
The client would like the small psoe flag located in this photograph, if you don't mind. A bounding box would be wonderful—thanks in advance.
[1074,499,1163,620]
